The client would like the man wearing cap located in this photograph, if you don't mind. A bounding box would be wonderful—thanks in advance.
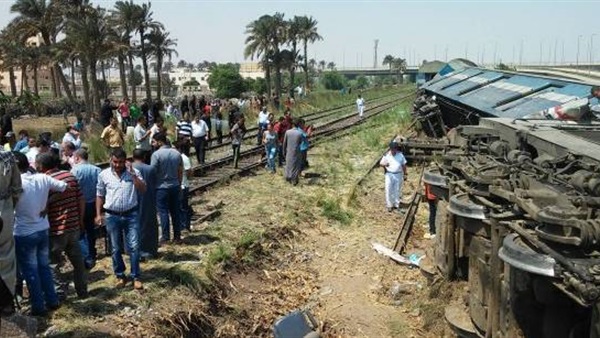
[379,141,407,212]
[257,106,269,145]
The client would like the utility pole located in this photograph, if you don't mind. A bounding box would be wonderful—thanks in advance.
[554,38,558,65]
[577,35,583,69]
[590,34,596,74]
[519,39,524,65]
[373,39,379,69]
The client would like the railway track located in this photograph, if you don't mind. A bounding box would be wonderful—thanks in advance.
[188,91,416,194]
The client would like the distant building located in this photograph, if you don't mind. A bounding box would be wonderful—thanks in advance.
[0,35,53,95]
[239,62,264,80]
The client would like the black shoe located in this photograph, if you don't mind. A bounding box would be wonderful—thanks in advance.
[387,207,393,213]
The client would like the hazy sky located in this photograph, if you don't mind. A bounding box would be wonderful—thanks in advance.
[0,0,596,68]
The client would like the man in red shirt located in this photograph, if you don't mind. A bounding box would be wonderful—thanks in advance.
[40,153,88,299]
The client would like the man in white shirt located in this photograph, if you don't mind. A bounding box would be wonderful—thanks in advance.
[13,152,67,315]
[134,116,152,162]
[176,141,192,231]
[257,106,269,145]
[356,94,365,118]
[191,115,209,164]
[61,126,81,149]
[379,141,407,212]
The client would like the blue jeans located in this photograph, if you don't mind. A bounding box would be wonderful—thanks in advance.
[14,229,59,314]
[265,144,277,172]
[157,187,181,241]
[180,187,191,231]
[105,211,140,279]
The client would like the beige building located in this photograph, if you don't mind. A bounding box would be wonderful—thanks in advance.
[0,35,54,95]
[239,62,264,80]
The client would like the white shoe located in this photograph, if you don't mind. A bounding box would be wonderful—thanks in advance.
[423,233,436,240]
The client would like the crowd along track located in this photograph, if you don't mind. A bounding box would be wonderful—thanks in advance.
[188,91,416,195]
[94,89,407,170]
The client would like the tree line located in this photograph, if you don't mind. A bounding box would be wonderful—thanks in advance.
[244,13,323,99]
[0,0,177,119]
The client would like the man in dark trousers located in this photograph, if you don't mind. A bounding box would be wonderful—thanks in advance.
[180,95,189,117]
[132,149,158,259]
[151,133,183,243]
[99,99,114,127]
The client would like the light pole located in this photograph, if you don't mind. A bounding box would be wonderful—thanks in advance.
[577,35,583,70]
[590,34,597,74]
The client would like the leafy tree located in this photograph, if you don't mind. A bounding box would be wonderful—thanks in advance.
[496,63,516,71]
[356,76,369,89]
[182,79,200,86]
[129,69,143,87]
[320,71,346,90]
[383,54,394,70]
[110,0,138,100]
[177,60,187,68]
[207,64,247,98]
[296,16,322,91]
[135,2,163,100]
[147,28,178,100]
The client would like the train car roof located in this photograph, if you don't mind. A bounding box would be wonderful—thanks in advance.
[421,67,599,119]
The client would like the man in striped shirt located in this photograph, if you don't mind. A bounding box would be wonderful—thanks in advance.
[40,153,88,299]
[176,113,192,156]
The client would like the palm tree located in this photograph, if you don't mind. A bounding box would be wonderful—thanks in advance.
[65,5,115,117]
[177,59,187,68]
[244,15,274,97]
[327,61,335,71]
[112,0,140,101]
[146,28,178,100]
[10,0,74,101]
[287,16,302,93]
[318,60,326,71]
[269,12,287,99]
[296,16,322,91]
[135,2,163,100]
[383,54,394,71]
[0,21,26,97]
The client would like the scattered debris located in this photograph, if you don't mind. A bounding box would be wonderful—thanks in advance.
[371,242,423,267]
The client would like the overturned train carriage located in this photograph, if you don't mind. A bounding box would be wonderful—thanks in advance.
[410,67,600,338]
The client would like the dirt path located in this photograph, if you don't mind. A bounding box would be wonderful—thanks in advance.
[198,105,454,337]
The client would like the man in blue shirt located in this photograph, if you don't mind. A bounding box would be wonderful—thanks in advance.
[71,149,101,268]
[151,133,183,244]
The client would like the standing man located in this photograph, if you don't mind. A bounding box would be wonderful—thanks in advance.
[71,149,101,268]
[0,150,22,313]
[132,149,158,259]
[424,183,437,239]
[13,152,67,316]
[175,141,192,231]
[0,108,13,138]
[100,99,114,128]
[201,109,212,146]
[42,153,88,300]
[62,126,81,149]
[257,107,269,145]
[151,133,183,244]
[133,116,152,161]
[230,116,246,169]
[101,116,125,153]
[96,149,146,289]
[356,94,365,118]
[180,95,189,117]
[191,114,209,165]
[118,97,131,131]
[176,113,192,155]
[140,98,150,124]
[379,141,407,212]
[282,118,304,185]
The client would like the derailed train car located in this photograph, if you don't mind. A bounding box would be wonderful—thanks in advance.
[410,67,600,337]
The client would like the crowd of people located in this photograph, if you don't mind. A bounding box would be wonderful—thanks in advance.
[0,91,316,318]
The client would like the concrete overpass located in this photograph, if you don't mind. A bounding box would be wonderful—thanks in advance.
[334,66,419,78]
[516,63,600,85]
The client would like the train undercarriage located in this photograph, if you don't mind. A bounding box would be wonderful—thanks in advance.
[404,83,600,338]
